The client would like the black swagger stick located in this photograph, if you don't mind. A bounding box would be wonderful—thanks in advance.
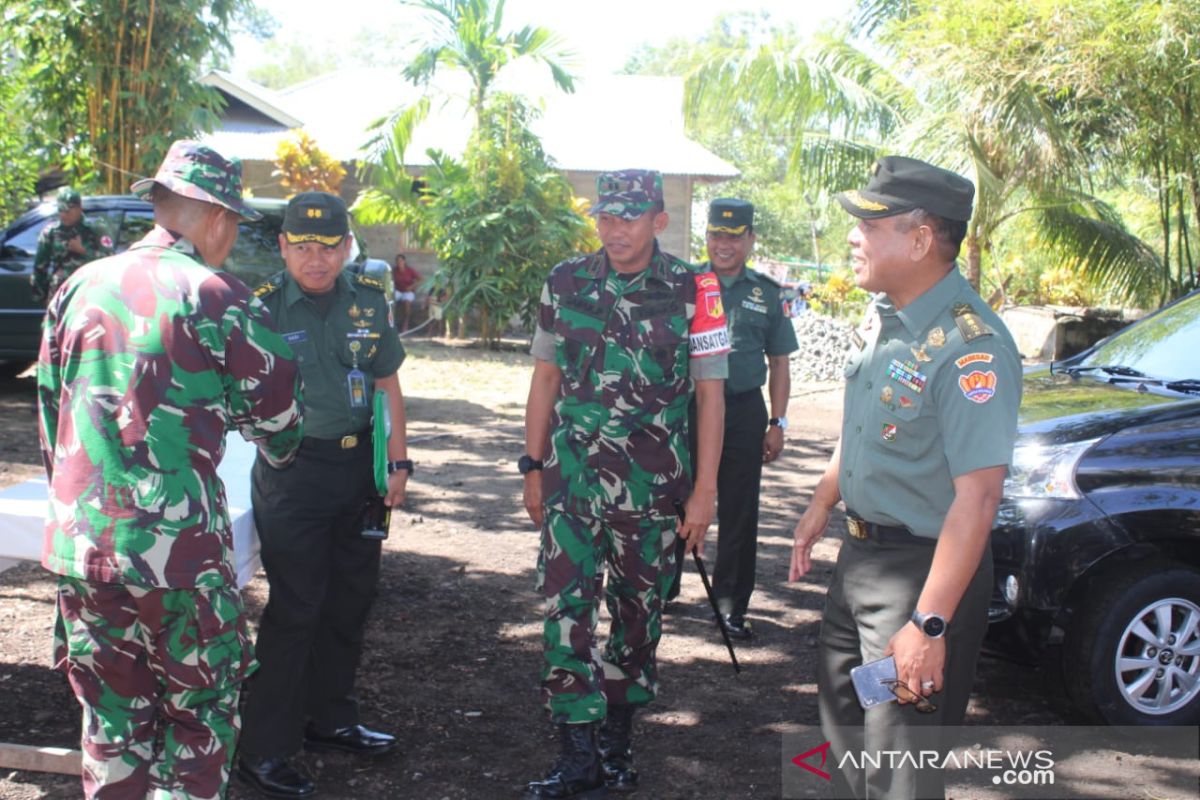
[674,499,741,674]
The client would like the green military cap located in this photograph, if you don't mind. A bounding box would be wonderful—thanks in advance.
[56,187,82,211]
[283,191,348,246]
[837,156,974,222]
[707,198,754,235]
[131,139,261,221]
[588,169,663,220]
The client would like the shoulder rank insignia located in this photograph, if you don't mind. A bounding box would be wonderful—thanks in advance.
[354,274,386,292]
[253,280,279,298]
[952,303,992,342]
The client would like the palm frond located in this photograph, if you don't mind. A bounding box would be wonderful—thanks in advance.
[1034,196,1166,305]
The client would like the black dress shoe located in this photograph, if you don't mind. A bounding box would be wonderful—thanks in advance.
[722,615,753,640]
[236,753,315,798]
[304,723,397,756]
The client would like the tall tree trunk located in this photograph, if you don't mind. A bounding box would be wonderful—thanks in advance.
[965,234,982,291]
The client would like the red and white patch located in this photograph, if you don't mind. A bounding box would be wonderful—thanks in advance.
[959,370,997,403]
[100,235,113,249]
[955,352,994,369]
[690,272,730,357]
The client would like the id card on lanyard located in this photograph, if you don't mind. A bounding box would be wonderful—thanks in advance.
[347,369,368,408]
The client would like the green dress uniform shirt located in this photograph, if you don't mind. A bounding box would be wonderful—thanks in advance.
[838,269,1022,538]
[255,269,405,439]
[710,264,799,394]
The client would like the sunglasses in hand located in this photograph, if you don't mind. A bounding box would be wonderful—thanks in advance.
[881,679,937,713]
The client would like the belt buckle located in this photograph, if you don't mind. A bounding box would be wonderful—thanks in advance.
[340,434,358,450]
[847,517,868,540]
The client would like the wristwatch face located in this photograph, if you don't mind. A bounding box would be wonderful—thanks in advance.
[518,455,542,474]
[922,615,946,638]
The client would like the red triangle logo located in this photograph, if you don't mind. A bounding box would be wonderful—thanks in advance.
[791,740,832,781]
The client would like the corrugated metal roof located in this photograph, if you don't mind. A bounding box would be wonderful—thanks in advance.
[202,68,738,179]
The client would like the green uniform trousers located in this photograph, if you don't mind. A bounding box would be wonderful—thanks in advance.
[54,576,253,800]
[817,528,992,800]
[538,507,678,723]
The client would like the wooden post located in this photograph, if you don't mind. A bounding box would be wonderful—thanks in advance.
[0,743,82,775]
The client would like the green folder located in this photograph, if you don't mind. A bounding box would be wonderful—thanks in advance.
[373,390,389,495]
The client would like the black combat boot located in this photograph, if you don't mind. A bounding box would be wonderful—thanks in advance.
[599,705,638,791]
[525,722,608,799]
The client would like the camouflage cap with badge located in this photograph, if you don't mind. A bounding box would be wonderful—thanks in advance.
[283,191,349,247]
[837,156,974,222]
[588,169,664,220]
[707,198,754,235]
[56,187,82,212]
[131,139,262,221]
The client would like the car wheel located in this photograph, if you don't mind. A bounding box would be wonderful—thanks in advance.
[1067,562,1200,724]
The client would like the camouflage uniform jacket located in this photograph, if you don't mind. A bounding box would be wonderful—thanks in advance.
[37,226,304,589]
[530,244,730,520]
[31,217,113,305]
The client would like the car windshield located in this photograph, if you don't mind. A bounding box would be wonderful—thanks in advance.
[1076,292,1200,383]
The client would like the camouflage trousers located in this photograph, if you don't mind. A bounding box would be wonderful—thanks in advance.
[537,507,678,723]
[53,576,256,799]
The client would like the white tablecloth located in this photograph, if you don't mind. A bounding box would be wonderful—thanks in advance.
[0,436,262,587]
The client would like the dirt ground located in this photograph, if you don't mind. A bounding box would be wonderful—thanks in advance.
[0,341,1098,799]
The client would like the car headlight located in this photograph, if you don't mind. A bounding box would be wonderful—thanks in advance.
[1003,438,1100,500]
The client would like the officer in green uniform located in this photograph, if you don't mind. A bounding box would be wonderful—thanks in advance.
[666,199,798,638]
[790,157,1021,799]
[30,187,113,304]
[237,192,412,799]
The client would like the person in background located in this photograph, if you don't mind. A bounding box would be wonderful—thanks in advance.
[30,186,113,305]
[392,253,421,332]
[666,198,798,639]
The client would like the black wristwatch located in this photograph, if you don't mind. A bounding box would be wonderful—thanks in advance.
[387,459,415,476]
[518,454,544,475]
[769,417,789,430]
[911,610,947,639]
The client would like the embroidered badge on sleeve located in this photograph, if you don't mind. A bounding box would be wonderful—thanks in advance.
[689,272,731,358]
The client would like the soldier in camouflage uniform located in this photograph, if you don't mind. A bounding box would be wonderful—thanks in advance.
[30,187,113,305]
[37,140,304,800]
[522,170,730,798]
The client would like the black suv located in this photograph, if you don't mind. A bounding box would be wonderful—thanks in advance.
[986,289,1200,725]
[0,195,294,366]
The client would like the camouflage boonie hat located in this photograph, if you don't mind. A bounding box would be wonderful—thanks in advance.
[56,187,82,211]
[588,169,664,220]
[130,140,261,221]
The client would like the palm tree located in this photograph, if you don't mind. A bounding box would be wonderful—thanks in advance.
[685,15,1162,304]
[356,0,582,343]
[402,0,576,131]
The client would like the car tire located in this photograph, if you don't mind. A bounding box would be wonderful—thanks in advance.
[1066,561,1200,724]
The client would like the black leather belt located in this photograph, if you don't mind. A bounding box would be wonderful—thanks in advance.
[845,513,925,543]
[725,387,763,401]
[300,432,370,454]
